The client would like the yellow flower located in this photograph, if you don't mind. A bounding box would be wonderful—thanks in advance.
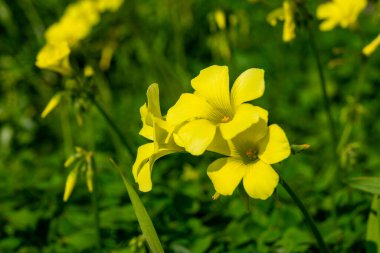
[214,9,226,30]
[63,148,95,201]
[362,34,380,56]
[35,41,72,75]
[133,84,183,192]
[282,0,296,42]
[207,113,291,200]
[97,0,124,12]
[267,0,296,42]
[166,65,265,156]
[45,0,100,46]
[41,93,62,118]
[317,0,367,31]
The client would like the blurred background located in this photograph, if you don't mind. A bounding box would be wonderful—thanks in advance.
[0,0,380,252]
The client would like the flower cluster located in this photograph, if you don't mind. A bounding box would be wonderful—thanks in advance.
[35,0,124,75]
[267,0,297,42]
[317,0,367,31]
[134,65,291,200]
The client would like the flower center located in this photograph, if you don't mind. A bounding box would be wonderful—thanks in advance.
[221,115,230,123]
[245,148,258,161]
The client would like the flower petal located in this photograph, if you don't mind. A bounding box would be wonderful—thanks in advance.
[139,104,154,140]
[207,158,247,195]
[283,0,296,42]
[191,65,232,114]
[147,83,162,119]
[132,143,154,181]
[231,68,264,109]
[135,162,152,192]
[258,124,291,164]
[243,160,279,200]
[166,93,218,126]
[207,127,231,156]
[219,103,259,139]
[174,119,216,155]
[230,113,269,157]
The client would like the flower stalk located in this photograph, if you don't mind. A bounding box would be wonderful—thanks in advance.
[298,2,338,146]
[280,177,330,253]
[91,97,135,158]
[307,24,338,145]
[90,156,102,253]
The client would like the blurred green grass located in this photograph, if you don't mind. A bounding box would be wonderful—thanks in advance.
[1,0,380,252]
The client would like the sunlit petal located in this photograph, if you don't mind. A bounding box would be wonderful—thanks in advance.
[243,160,279,200]
[174,119,216,155]
[147,83,162,119]
[132,143,154,181]
[231,68,265,109]
[220,103,259,139]
[191,65,232,114]
[207,158,247,195]
[258,124,291,164]
[139,104,154,140]
[166,93,218,126]
[135,162,152,192]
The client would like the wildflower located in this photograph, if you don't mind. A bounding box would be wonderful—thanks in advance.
[97,0,124,12]
[317,0,367,31]
[214,9,226,30]
[267,0,296,42]
[45,0,100,46]
[133,84,183,192]
[63,147,94,201]
[35,41,72,75]
[84,65,95,77]
[362,34,380,56]
[207,112,291,200]
[167,65,264,156]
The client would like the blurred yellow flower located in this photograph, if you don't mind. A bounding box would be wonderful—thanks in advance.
[317,0,367,31]
[41,93,62,118]
[35,41,72,75]
[133,84,183,192]
[267,0,296,42]
[97,0,124,12]
[63,167,79,202]
[45,0,100,46]
[282,0,296,42]
[166,65,264,156]
[84,65,95,77]
[207,112,290,200]
[363,34,380,56]
[63,147,94,201]
[214,9,226,30]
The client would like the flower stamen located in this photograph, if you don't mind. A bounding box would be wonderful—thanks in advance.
[221,115,230,123]
[245,148,258,161]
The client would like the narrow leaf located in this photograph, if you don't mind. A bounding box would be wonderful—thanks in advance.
[366,195,380,253]
[110,159,165,253]
[347,177,380,195]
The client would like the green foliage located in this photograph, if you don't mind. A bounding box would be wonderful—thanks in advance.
[0,0,380,252]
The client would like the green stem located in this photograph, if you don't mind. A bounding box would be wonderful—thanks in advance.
[91,98,135,157]
[306,24,338,145]
[280,177,330,253]
[91,157,102,253]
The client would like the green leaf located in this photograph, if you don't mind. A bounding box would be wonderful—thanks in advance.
[110,159,165,253]
[346,177,380,195]
[366,195,380,253]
